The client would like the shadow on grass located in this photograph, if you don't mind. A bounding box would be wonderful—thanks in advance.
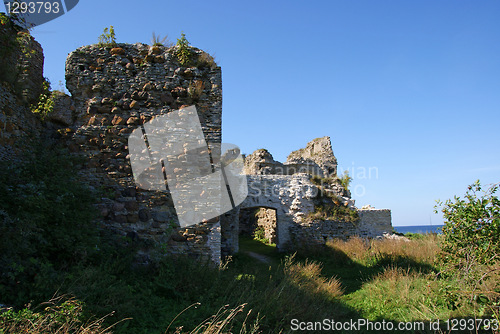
[247,241,440,295]
[230,237,363,332]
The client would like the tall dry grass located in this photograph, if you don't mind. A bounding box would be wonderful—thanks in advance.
[171,303,260,334]
[285,258,344,300]
[326,234,440,265]
[326,236,370,262]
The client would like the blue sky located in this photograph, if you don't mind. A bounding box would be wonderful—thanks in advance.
[7,0,500,226]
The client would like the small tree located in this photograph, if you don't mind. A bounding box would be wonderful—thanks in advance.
[435,180,500,272]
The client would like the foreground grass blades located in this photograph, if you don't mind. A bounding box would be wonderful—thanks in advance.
[1,233,499,333]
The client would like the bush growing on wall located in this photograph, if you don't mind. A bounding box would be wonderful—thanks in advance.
[30,79,54,119]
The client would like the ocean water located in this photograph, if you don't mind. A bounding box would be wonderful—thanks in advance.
[393,225,444,234]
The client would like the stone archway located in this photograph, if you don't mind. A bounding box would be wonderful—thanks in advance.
[239,174,317,251]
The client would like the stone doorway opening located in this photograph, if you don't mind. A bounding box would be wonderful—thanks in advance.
[239,207,277,245]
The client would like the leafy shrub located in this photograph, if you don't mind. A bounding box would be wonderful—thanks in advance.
[435,181,500,320]
[98,26,116,47]
[0,296,116,334]
[0,141,99,306]
[435,180,500,272]
[30,79,54,119]
[339,170,352,191]
[253,226,268,244]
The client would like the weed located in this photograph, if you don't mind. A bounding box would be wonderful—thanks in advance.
[175,33,192,66]
[339,170,352,191]
[187,80,204,99]
[151,32,171,47]
[98,26,116,47]
[196,52,217,69]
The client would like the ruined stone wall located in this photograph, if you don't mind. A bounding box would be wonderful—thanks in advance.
[220,208,239,256]
[254,208,277,243]
[64,43,222,263]
[0,83,41,160]
[289,210,392,246]
[240,174,317,250]
[0,22,43,160]
[0,21,44,104]
[357,209,392,237]
[238,173,392,249]
[244,137,338,178]
[286,136,338,177]
[289,220,359,245]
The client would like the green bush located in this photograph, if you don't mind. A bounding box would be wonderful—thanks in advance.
[0,141,99,306]
[435,180,500,271]
[0,296,114,334]
[30,80,54,119]
[435,180,500,320]
[339,170,352,191]
[253,226,268,244]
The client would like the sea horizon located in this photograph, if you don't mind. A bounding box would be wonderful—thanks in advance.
[393,224,444,234]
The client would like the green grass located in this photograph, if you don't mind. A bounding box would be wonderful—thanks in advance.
[238,236,278,257]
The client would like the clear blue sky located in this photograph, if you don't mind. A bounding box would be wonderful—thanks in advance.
[7,0,500,226]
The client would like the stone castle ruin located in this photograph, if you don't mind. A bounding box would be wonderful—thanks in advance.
[0,27,392,264]
[233,137,392,253]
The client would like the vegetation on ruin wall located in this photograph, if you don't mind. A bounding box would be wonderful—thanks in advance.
[0,13,36,88]
[30,79,59,119]
[308,174,359,223]
[95,26,217,70]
